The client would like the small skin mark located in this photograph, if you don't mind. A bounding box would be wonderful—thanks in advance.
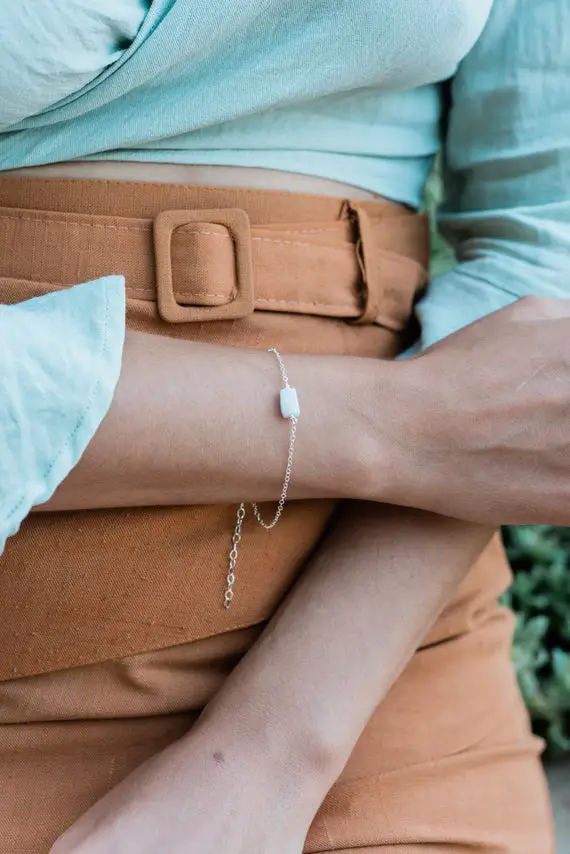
[213,751,225,766]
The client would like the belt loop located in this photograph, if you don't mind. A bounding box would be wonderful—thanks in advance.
[346,202,383,325]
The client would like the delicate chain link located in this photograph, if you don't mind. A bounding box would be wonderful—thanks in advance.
[267,346,290,386]
[225,503,246,609]
[251,415,297,529]
[224,348,299,609]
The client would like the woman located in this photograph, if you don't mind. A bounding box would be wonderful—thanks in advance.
[0,0,567,851]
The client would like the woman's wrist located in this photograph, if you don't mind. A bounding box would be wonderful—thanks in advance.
[336,355,428,506]
[185,503,493,814]
[182,691,336,822]
[294,353,395,504]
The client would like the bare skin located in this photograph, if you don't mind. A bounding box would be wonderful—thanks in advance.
[51,506,492,854]
[46,299,570,526]
[45,332,409,511]
[7,162,559,851]
[18,162,570,525]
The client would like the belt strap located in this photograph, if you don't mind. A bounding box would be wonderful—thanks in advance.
[0,177,429,330]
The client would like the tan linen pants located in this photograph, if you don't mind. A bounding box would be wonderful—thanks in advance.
[0,177,554,852]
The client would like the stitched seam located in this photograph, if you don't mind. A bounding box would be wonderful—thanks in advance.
[0,215,353,252]
[252,236,349,253]
[274,227,340,234]
[176,227,227,236]
[0,176,357,205]
[255,297,355,310]
[0,213,149,231]
[5,281,114,523]
[179,226,346,238]
[128,292,356,311]
[2,280,353,310]
[177,226,345,237]
[128,286,231,299]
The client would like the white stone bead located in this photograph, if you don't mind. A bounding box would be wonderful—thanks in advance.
[280,386,300,419]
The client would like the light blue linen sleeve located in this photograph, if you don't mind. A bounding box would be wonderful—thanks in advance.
[0,277,125,553]
[410,0,570,352]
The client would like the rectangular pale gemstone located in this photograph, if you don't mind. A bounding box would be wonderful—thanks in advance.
[280,386,300,419]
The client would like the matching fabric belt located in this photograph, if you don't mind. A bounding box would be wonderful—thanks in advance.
[0,177,429,330]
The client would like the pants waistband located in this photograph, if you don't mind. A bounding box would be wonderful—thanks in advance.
[0,176,428,330]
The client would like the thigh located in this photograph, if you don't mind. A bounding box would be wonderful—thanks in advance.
[306,617,554,854]
[0,630,259,854]
[1,711,551,854]
[308,727,553,853]
[0,624,554,854]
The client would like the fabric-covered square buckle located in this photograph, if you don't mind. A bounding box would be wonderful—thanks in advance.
[154,208,255,323]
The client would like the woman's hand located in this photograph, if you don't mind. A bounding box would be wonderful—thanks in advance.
[42,293,570,527]
[394,296,570,525]
[50,715,322,854]
[49,501,491,854]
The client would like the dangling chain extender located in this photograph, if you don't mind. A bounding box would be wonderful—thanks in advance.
[224,348,300,608]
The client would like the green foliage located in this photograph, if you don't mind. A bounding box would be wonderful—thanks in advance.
[503,527,570,757]
[423,167,456,280]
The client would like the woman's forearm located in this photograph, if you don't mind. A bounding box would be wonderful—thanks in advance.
[47,510,495,854]
[197,505,492,790]
[44,331,411,512]
[45,298,570,526]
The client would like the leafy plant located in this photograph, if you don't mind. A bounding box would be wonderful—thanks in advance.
[423,166,456,280]
[503,527,570,756]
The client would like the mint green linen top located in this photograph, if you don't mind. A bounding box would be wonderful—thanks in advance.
[1,0,569,550]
